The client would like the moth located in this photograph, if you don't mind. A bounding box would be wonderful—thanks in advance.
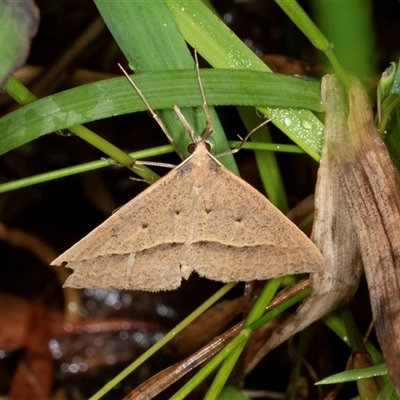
[52,57,323,292]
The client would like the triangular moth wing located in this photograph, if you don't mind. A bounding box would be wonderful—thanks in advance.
[184,151,324,281]
[52,155,201,291]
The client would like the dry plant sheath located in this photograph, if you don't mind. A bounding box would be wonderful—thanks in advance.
[51,62,323,291]
[352,350,383,397]
[244,74,363,374]
[325,74,400,394]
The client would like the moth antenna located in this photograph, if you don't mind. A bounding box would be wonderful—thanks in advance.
[194,50,213,143]
[173,105,196,142]
[118,63,185,160]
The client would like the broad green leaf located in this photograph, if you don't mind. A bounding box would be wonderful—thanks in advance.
[94,0,237,172]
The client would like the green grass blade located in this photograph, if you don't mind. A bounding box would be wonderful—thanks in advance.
[248,287,310,332]
[170,330,250,400]
[0,145,173,193]
[0,142,304,194]
[376,379,397,400]
[275,0,350,86]
[315,364,388,385]
[173,286,310,399]
[94,0,237,172]
[3,76,157,181]
[89,282,236,400]
[0,69,321,156]
[3,75,37,104]
[228,141,304,154]
[322,309,384,365]
[167,0,324,161]
[237,106,289,212]
[204,278,283,399]
[311,0,376,78]
[204,341,247,400]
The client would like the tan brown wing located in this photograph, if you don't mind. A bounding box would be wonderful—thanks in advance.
[52,152,199,291]
[182,150,323,281]
[52,142,323,291]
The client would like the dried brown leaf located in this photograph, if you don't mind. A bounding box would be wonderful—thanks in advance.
[330,74,400,395]
[243,75,363,374]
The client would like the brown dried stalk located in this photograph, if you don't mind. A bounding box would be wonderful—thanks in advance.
[247,74,400,394]
[244,74,362,374]
[329,74,400,395]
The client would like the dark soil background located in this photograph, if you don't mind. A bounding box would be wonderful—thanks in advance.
[0,0,399,399]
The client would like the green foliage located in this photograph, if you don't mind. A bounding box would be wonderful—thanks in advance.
[316,363,388,385]
[0,1,38,86]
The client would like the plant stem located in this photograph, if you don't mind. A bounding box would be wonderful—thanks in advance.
[275,0,351,88]
[89,282,236,400]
